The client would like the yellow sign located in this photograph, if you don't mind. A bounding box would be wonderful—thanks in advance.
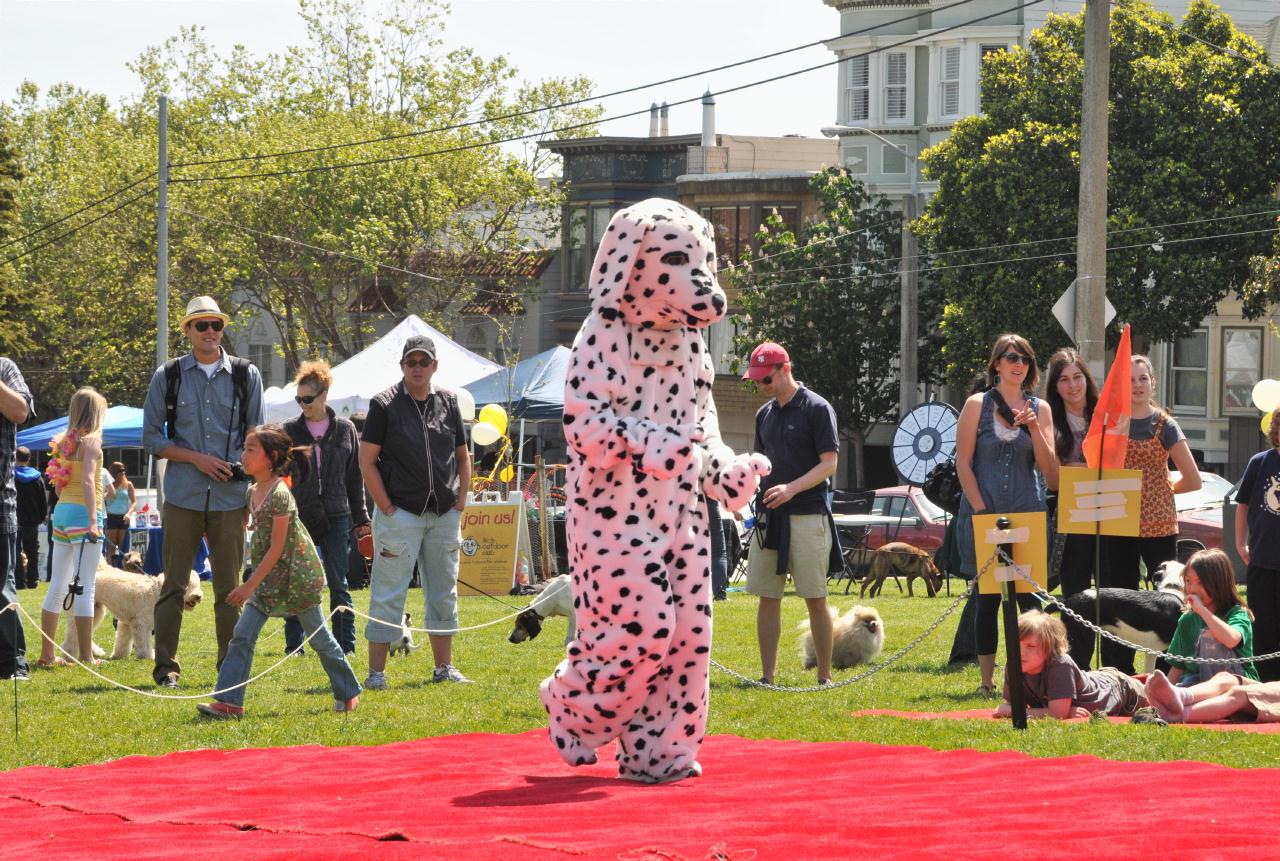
[1057,465,1142,537]
[974,512,1048,595]
[459,494,524,597]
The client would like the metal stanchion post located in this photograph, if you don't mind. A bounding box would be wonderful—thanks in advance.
[996,516,1027,729]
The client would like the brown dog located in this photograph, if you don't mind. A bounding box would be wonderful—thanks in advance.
[860,541,943,598]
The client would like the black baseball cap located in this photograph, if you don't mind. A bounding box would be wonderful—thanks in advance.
[401,335,437,361]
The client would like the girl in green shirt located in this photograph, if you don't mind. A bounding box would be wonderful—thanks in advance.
[1166,548,1257,685]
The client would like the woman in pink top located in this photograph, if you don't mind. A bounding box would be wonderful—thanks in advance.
[281,361,370,655]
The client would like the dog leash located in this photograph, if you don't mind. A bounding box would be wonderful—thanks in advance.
[63,535,98,612]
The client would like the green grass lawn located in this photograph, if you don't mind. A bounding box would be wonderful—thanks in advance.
[3,577,1276,771]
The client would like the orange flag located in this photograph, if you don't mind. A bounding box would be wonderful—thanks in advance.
[1083,323,1132,470]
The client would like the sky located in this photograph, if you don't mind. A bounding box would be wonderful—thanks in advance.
[0,0,842,140]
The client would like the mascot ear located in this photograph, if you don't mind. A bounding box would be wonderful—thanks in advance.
[588,205,651,321]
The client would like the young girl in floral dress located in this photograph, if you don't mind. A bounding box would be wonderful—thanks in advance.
[197,424,360,718]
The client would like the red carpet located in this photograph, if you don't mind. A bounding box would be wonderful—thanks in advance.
[851,708,1280,731]
[6,731,1280,859]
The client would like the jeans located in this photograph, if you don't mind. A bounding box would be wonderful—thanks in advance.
[0,532,28,677]
[707,499,728,599]
[365,506,461,643]
[17,524,40,587]
[215,602,360,709]
[285,514,355,654]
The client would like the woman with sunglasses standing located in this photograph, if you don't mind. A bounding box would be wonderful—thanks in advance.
[280,360,370,656]
[955,334,1059,694]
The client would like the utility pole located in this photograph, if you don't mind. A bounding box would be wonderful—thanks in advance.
[1074,0,1110,379]
[156,94,169,510]
[899,157,919,418]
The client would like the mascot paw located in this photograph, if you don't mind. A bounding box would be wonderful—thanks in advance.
[709,453,771,511]
[627,421,703,479]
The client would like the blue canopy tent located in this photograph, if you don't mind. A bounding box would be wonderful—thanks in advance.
[17,405,146,451]
[463,346,568,421]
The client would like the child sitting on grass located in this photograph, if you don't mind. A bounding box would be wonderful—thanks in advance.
[197,425,361,719]
[1164,548,1257,686]
[1144,669,1280,724]
[993,611,1145,720]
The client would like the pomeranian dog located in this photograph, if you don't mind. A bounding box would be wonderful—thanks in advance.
[799,605,885,670]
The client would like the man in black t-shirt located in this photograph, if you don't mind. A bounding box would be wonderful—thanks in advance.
[359,335,473,690]
[742,343,840,685]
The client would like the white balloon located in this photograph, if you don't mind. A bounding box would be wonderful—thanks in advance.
[455,388,477,422]
[264,386,284,399]
[1252,378,1280,412]
[471,421,501,446]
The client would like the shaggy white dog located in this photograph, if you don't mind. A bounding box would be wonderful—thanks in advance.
[62,561,203,660]
[799,605,885,671]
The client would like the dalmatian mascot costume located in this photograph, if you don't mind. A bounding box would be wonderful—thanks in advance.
[540,198,770,784]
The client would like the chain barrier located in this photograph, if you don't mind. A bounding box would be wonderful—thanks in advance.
[710,555,993,693]
[1000,552,1280,667]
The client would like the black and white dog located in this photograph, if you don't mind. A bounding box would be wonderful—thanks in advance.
[1054,560,1185,673]
[508,574,576,646]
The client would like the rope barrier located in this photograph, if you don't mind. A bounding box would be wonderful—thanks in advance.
[0,598,529,702]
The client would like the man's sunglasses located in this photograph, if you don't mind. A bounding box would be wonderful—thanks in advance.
[759,374,775,385]
[1001,352,1033,366]
[192,319,224,333]
[402,358,434,369]
[295,390,327,405]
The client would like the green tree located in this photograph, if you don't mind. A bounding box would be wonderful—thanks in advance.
[5,0,598,415]
[0,120,35,358]
[733,167,938,486]
[916,0,1280,388]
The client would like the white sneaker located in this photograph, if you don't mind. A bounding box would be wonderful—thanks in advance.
[431,664,473,684]
[364,670,387,690]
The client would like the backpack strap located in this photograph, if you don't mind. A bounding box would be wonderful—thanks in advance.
[229,356,251,441]
[163,359,182,439]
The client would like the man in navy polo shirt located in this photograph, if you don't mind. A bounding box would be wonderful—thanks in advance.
[743,342,841,685]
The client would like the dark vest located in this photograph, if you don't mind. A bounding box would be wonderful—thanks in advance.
[369,382,462,516]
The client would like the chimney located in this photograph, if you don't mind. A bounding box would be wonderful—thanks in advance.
[660,102,669,137]
[701,90,716,148]
[649,103,659,137]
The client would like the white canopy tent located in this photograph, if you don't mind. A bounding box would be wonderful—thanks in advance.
[263,315,500,422]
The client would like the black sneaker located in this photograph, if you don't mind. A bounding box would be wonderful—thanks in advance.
[1,669,30,682]
[1131,706,1167,726]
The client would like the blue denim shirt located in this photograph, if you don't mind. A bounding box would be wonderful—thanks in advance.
[956,391,1047,577]
[142,351,263,512]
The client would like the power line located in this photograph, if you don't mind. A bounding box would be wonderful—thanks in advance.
[169,0,1049,185]
[738,206,1280,281]
[0,172,156,251]
[167,0,993,171]
[737,225,1278,292]
[1,186,156,267]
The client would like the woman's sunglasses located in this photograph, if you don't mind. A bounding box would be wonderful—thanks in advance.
[192,319,224,333]
[1001,352,1033,366]
[295,390,327,405]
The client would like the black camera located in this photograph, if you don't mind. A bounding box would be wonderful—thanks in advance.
[228,462,249,482]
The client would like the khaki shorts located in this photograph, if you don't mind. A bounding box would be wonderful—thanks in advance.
[746,513,831,600]
[1239,677,1280,722]
[1096,667,1145,716]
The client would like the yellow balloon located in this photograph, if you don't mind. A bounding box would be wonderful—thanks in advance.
[471,421,500,446]
[479,403,508,436]
[1264,411,1275,436]
[500,465,515,483]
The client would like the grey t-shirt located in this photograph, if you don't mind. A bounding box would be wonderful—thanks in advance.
[1004,653,1123,714]
[1128,413,1185,450]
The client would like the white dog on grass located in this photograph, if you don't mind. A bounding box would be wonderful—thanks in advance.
[61,560,203,660]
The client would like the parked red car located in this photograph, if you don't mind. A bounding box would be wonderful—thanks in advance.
[857,485,949,553]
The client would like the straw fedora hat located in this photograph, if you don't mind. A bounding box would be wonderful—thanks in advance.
[178,295,231,329]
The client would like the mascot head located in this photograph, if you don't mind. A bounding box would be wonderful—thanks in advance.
[588,198,726,331]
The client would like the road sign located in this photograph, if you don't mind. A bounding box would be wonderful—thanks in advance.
[1053,279,1116,342]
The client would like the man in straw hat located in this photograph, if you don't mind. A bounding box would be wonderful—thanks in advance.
[143,296,263,688]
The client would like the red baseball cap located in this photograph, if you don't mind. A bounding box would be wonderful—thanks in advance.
[742,342,790,381]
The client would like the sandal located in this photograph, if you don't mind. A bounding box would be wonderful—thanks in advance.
[976,683,998,697]
[35,657,68,669]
